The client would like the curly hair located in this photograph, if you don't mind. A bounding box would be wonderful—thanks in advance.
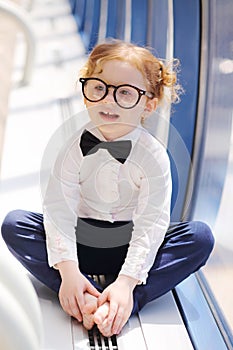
[79,39,182,105]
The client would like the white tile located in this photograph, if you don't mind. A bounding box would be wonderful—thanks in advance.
[29,277,73,350]
[139,292,193,349]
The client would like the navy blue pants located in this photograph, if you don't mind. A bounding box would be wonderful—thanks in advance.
[1,209,214,315]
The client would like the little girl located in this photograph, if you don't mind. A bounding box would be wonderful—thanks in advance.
[1,40,214,337]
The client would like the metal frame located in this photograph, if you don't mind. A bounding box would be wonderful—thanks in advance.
[174,274,229,349]
[168,0,201,221]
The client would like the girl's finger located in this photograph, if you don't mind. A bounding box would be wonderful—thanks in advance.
[97,290,108,306]
[76,290,85,313]
[107,300,118,324]
[60,297,73,316]
[98,318,112,337]
[86,282,101,297]
[112,307,124,334]
[69,296,83,321]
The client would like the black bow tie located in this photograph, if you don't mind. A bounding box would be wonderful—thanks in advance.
[80,130,132,164]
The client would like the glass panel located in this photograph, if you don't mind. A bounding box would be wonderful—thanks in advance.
[193,0,233,335]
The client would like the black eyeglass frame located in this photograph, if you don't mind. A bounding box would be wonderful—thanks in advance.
[79,77,154,109]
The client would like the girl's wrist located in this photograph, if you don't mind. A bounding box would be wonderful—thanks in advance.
[57,260,80,279]
[117,274,139,290]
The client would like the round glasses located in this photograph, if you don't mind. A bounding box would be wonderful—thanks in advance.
[79,77,154,109]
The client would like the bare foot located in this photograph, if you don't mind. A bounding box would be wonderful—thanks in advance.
[94,302,113,337]
[82,293,98,330]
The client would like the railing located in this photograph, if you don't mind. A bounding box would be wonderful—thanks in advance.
[0,0,35,86]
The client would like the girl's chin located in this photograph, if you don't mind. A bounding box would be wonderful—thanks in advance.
[94,118,122,128]
[97,123,136,140]
[98,123,120,133]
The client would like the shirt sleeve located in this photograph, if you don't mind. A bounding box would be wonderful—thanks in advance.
[43,136,82,268]
[119,142,172,284]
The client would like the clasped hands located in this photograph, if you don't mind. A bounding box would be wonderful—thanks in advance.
[57,261,138,337]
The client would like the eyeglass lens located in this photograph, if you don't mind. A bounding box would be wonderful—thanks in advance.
[83,79,140,108]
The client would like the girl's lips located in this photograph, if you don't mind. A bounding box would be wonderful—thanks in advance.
[99,111,120,121]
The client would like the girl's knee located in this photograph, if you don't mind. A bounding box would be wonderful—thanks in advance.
[1,210,24,244]
[190,221,215,257]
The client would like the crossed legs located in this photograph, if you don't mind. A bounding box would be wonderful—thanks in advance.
[1,210,214,334]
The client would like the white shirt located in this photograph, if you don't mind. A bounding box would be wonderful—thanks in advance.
[43,121,172,284]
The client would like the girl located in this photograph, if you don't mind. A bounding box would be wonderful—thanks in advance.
[1,40,214,337]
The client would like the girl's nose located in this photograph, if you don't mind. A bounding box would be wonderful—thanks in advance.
[103,87,115,103]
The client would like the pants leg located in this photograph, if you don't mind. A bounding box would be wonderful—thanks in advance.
[1,211,214,315]
[131,221,214,314]
[1,210,102,293]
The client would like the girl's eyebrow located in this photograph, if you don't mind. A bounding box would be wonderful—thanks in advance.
[93,77,146,90]
[92,74,139,86]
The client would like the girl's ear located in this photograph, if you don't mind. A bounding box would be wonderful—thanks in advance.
[144,97,158,114]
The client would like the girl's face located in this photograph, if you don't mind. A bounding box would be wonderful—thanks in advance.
[84,59,157,140]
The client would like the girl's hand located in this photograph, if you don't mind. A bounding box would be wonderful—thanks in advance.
[57,261,100,322]
[97,275,138,336]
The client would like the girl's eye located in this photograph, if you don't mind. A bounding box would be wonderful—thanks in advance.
[119,88,132,96]
[94,84,105,91]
